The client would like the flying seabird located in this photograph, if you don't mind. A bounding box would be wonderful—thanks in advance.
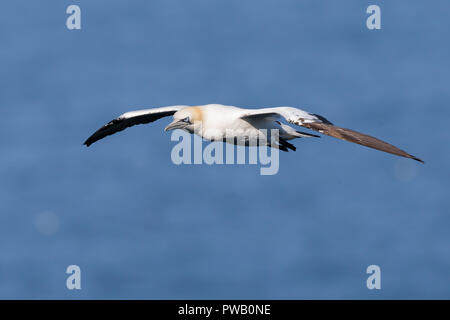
[83,104,423,163]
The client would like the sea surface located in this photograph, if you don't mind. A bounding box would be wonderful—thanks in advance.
[0,0,449,299]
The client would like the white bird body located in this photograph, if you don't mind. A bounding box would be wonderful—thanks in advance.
[84,104,423,162]
[167,104,317,147]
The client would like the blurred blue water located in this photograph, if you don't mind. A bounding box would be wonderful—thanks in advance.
[0,0,449,299]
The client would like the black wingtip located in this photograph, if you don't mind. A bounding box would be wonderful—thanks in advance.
[83,136,96,147]
[412,156,424,164]
[312,113,334,125]
[83,139,91,147]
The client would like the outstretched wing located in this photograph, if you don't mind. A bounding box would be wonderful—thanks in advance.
[240,106,424,163]
[84,106,185,147]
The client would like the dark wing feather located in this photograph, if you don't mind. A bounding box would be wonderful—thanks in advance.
[302,122,424,163]
[84,110,176,147]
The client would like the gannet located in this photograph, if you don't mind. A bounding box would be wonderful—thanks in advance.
[83,104,423,163]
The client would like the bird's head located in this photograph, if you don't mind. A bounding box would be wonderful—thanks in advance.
[164,106,203,133]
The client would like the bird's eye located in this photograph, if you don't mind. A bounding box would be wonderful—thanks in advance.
[182,117,190,123]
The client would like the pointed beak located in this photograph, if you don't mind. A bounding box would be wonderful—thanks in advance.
[164,120,187,132]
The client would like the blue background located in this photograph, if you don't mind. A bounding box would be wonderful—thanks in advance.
[0,0,449,299]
